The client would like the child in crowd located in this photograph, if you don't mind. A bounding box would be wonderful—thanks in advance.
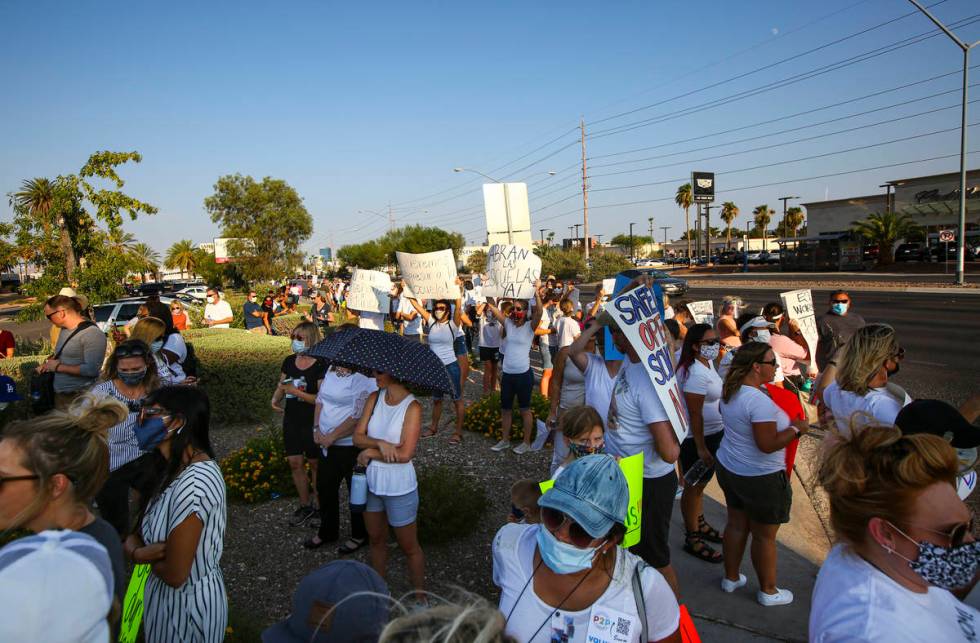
[508,479,541,525]
[551,405,606,477]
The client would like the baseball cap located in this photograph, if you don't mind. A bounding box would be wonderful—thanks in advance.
[262,560,390,643]
[739,316,772,335]
[538,454,629,539]
[895,399,980,449]
[0,375,21,402]
[0,530,113,643]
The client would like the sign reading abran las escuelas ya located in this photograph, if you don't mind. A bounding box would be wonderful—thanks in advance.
[608,284,689,442]
[481,243,542,300]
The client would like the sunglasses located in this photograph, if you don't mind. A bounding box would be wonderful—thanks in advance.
[541,506,595,548]
[910,518,975,548]
[756,358,779,367]
[0,473,40,489]
[45,309,65,320]
[831,299,849,304]
[701,339,721,346]
[510,504,525,521]
[434,307,447,312]
[893,346,906,361]
[114,345,149,358]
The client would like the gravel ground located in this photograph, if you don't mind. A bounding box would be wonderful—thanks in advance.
[212,362,552,629]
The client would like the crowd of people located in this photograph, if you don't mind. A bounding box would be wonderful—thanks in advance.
[0,271,978,642]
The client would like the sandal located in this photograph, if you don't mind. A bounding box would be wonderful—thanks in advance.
[449,433,463,446]
[421,427,438,438]
[683,532,723,563]
[698,515,723,544]
[303,537,324,550]
[337,537,367,556]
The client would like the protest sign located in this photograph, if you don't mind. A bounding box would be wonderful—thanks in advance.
[119,563,151,643]
[601,278,616,295]
[483,183,533,248]
[540,453,643,548]
[603,276,666,362]
[396,250,459,300]
[779,289,819,362]
[607,285,689,442]
[481,244,541,300]
[687,300,715,326]
[347,269,392,314]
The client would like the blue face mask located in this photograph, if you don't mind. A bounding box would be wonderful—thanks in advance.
[135,415,178,451]
[536,523,603,575]
[291,339,306,354]
[831,302,848,315]
[150,340,164,353]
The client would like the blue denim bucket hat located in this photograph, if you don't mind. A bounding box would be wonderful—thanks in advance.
[538,454,629,538]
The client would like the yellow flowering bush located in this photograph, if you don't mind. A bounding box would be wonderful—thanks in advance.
[462,391,550,442]
[221,430,300,503]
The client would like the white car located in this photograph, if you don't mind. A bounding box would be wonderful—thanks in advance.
[747,252,764,263]
[91,296,199,332]
[177,285,209,301]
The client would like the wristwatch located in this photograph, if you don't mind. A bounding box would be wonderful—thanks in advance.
[791,425,802,437]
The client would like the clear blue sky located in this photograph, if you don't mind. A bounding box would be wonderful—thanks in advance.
[1,0,977,256]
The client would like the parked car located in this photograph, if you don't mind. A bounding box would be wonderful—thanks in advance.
[746,251,764,263]
[929,242,977,262]
[618,269,688,296]
[91,296,199,332]
[894,242,927,262]
[765,250,781,264]
[717,251,739,264]
[177,285,209,301]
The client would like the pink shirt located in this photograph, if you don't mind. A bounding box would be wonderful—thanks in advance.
[770,334,808,377]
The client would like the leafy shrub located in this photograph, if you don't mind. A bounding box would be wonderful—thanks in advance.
[0,353,47,419]
[221,429,299,503]
[417,465,490,545]
[270,313,308,336]
[462,391,550,442]
[588,252,634,281]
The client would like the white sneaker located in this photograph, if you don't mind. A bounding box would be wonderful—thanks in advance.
[490,440,511,452]
[757,588,794,606]
[721,574,747,593]
[513,442,531,455]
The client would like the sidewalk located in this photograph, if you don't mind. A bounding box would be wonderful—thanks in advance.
[684,281,980,295]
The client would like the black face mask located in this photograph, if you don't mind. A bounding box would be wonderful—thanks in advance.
[887,362,900,377]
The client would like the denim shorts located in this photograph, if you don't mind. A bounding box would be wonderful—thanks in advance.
[453,335,467,357]
[366,488,419,527]
[539,343,557,370]
[433,360,462,401]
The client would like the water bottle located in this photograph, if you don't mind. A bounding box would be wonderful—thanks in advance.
[350,466,368,513]
[684,459,713,486]
[801,377,813,393]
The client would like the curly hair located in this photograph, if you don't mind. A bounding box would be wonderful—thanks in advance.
[835,323,898,396]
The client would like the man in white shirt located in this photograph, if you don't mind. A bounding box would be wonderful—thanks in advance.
[203,288,234,328]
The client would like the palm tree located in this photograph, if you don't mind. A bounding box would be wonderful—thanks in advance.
[165,239,197,279]
[106,229,138,255]
[785,206,805,238]
[752,204,774,251]
[12,177,78,280]
[851,211,921,266]
[675,183,693,261]
[130,242,160,283]
[720,201,739,249]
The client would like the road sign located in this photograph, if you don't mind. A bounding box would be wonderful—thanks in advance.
[939,229,955,243]
[691,171,715,203]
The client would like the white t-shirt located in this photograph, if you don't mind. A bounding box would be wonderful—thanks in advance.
[357,311,385,331]
[810,543,980,643]
[680,360,724,436]
[203,299,233,328]
[425,320,458,366]
[823,381,911,436]
[478,311,502,349]
[584,352,619,431]
[502,319,534,374]
[718,385,789,476]
[316,368,377,450]
[492,523,680,643]
[538,307,557,348]
[555,316,580,349]
[398,297,422,335]
[606,361,673,478]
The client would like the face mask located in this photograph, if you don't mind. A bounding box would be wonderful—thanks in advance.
[887,523,980,590]
[510,311,526,322]
[118,369,147,386]
[135,414,180,451]
[752,330,771,344]
[831,302,848,315]
[536,522,603,575]
[248,297,256,303]
[569,441,604,458]
[291,339,307,354]
[886,362,900,377]
[150,340,164,353]
[208,296,217,304]
[699,344,720,361]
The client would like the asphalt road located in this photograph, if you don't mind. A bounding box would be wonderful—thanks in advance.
[684,286,980,407]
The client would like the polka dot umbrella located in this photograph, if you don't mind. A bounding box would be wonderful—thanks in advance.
[308,327,454,394]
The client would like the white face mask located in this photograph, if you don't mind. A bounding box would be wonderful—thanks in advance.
[753,330,772,344]
[699,343,720,361]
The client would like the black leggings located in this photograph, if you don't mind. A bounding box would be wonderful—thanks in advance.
[316,445,367,542]
[95,453,156,536]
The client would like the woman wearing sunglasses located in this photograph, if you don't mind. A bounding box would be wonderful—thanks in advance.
[676,323,725,564]
[717,342,811,606]
[810,424,979,641]
[92,339,163,535]
[822,323,911,435]
[169,301,190,331]
[125,386,227,643]
[493,455,681,643]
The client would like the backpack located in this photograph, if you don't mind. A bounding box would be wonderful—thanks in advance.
[181,342,200,377]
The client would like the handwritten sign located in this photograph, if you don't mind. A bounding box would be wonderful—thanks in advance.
[347,268,392,314]
[601,278,616,295]
[686,300,715,326]
[608,285,689,442]
[540,453,644,548]
[481,244,541,300]
[119,563,151,643]
[396,250,459,300]
[780,289,818,362]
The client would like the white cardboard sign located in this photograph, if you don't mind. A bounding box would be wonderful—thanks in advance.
[481,244,541,300]
[601,278,616,296]
[687,300,715,326]
[779,289,819,361]
[347,269,391,314]
[607,285,689,443]
[396,250,459,300]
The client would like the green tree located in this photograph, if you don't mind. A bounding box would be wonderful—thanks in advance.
[785,206,805,238]
[204,174,313,281]
[337,241,389,270]
[11,178,78,280]
[675,183,693,259]
[720,201,739,249]
[609,234,653,249]
[752,205,774,250]
[587,251,633,281]
[851,211,921,266]
[381,225,465,264]
[130,243,160,283]
[465,249,488,274]
[535,246,586,280]
[166,239,198,278]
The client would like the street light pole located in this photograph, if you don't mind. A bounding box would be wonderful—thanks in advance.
[539,228,549,245]
[629,222,636,264]
[660,226,671,258]
[906,0,977,285]
[648,216,654,258]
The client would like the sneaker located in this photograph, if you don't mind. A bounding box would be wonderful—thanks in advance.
[513,442,531,455]
[721,573,747,593]
[491,440,511,452]
[291,504,317,526]
[757,588,794,606]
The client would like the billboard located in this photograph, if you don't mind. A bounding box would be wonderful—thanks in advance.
[319,247,332,261]
[692,171,715,203]
[213,238,255,264]
[483,182,533,248]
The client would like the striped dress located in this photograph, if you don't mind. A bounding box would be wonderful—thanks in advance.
[141,460,227,642]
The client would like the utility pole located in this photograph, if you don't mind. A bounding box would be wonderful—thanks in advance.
[388,202,395,233]
[568,225,574,248]
[539,228,548,245]
[778,195,799,240]
[648,217,654,258]
[581,119,591,262]
[704,203,713,263]
[629,222,636,264]
[574,224,582,245]
[660,226,671,258]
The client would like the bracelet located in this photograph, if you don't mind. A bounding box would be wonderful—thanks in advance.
[791,426,801,437]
